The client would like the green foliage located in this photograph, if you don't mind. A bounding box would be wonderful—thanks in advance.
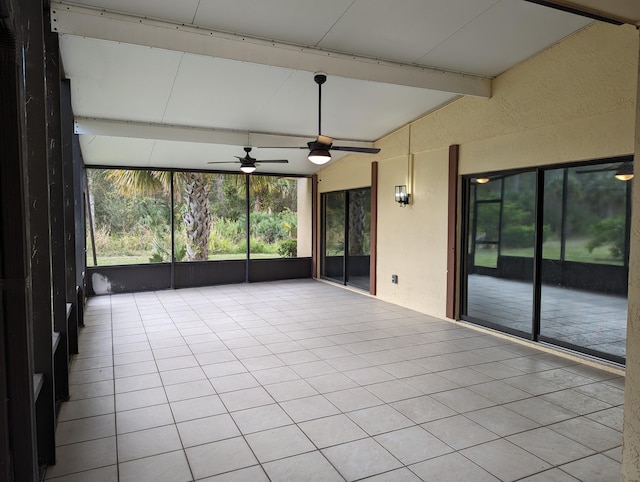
[475,202,500,241]
[278,239,297,258]
[497,185,536,247]
[92,225,155,256]
[88,168,301,264]
[209,217,245,254]
[250,209,297,243]
[251,211,281,243]
[89,171,171,234]
[544,167,627,239]
[149,233,186,262]
[586,215,625,259]
[208,173,246,220]
[503,200,533,226]
[324,192,346,256]
[501,225,535,248]
[248,238,278,255]
[501,224,550,249]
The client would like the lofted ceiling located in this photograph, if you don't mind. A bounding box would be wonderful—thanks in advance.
[52,0,622,175]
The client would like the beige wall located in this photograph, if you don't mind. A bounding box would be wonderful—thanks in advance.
[317,22,638,318]
[622,29,640,482]
[296,178,313,258]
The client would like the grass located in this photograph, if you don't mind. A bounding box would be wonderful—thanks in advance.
[87,252,283,267]
[473,238,623,268]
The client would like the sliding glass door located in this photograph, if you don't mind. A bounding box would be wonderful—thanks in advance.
[461,158,631,364]
[322,191,345,283]
[346,189,371,291]
[321,188,371,291]
[539,163,629,359]
[464,172,536,337]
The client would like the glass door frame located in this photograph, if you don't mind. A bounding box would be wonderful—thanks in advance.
[320,187,371,290]
[461,170,539,340]
[460,157,631,365]
[320,190,347,284]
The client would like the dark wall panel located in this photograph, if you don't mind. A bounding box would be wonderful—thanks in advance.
[86,264,172,295]
[72,135,86,296]
[86,259,312,295]
[497,255,628,295]
[249,258,312,282]
[0,1,39,478]
[174,261,246,288]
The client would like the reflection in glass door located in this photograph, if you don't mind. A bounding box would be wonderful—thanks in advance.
[322,192,345,283]
[463,172,536,336]
[462,158,631,364]
[347,189,371,291]
[321,188,371,291]
[472,199,501,271]
[540,164,629,359]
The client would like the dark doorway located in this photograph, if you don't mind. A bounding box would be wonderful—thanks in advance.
[321,188,371,291]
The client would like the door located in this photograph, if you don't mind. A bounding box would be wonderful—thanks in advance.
[463,172,536,337]
[321,188,371,290]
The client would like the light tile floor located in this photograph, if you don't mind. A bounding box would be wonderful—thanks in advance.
[46,279,624,481]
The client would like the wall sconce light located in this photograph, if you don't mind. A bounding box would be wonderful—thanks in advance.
[475,177,490,184]
[614,161,634,181]
[395,185,410,206]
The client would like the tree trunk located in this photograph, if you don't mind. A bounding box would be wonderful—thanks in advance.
[182,172,211,261]
[349,190,367,255]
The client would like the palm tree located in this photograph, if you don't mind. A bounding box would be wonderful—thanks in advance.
[105,169,211,261]
[179,172,211,261]
[229,175,297,212]
[348,189,370,256]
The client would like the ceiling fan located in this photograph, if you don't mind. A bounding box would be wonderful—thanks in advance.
[275,73,381,165]
[575,160,634,181]
[207,147,288,174]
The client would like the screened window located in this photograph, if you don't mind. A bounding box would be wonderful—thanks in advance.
[87,169,311,265]
[249,176,300,259]
[86,169,170,266]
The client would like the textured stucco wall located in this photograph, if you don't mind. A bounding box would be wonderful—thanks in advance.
[622,30,640,482]
[296,178,313,258]
[317,22,638,318]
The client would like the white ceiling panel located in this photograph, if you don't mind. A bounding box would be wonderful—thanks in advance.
[148,141,246,171]
[418,0,593,77]
[263,73,458,141]
[162,55,297,131]
[61,35,182,122]
[192,0,353,46]
[255,71,322,139]
[56,0,603,174]
[80,136,155,166]
[52,3,490,97]
[319,0,499,66]
[61,0,201,24]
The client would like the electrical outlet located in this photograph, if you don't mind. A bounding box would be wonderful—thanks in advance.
[391,274,398,284]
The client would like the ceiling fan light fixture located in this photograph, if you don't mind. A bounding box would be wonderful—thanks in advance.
[240,164,256,174]
[614,161,634,181]
[308,149,331,165]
